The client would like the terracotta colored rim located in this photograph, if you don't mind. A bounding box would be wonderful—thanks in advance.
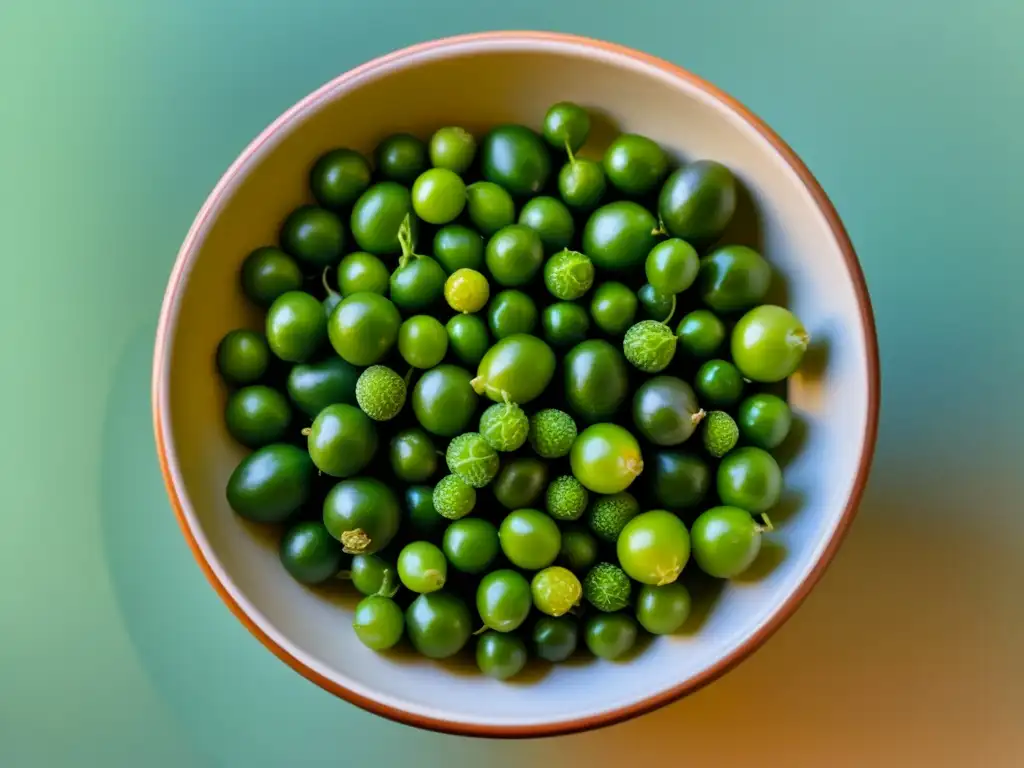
[153,30,880,739]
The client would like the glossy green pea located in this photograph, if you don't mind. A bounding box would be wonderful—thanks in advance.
[698,245,772,313]
[285,357,359,417]
[481,124,551,196]
[691,506,763,578]
[570,423,644,495]
[328,292,400,366]
[405,592,472,659]
[337,252,389,296]
[603,134,668,196]
[716,447,782,513]
[389,428,438,483]
[397,541,448,594]
[472,334,555,405]
[216,329,269,386]
[658,161,737,245]
[476,569,532,632]
[309,148,372,209]
[429,126,476,174]
[375,133,427,184]
[737,393,793,450]
[584,613,638,661]
[645,238,699,295]
[398,315,448,369]
[280,205,346,269]
[240,247,304,307]
[350,182,415,255]
[498,509,561,571]
[676,309,726,358]
[636,583,691,634]
[226,443,314,524]
[542,302,590,348]
[485,224,544,287]
[434,225,484,273]
[389,256,446,311]
[564,339,629,422]
[443,518,499,574]
[353,596,404,651]
[651,450,710,510]
[350,553,394,596]
[487,289,538,339]
[307,403,378,478]
[445,314,490,366]
[493,458,548,510]
[518,196,575,253]
[695,359,745,406]
[411,168,466,225]
[466,182,516,237]
[405,485,445,536]
[279,521,344,585]
[638,283,675,322]
[533,616,579,662]
[558,159,606,211]
[411,364,478,437]
[542,101,590,152]
[476,632,528,680]
[322,477,400,555]
[590,281,638,336]
[224,385,292,448]
[265,291,327,363]
[582,201,657,271]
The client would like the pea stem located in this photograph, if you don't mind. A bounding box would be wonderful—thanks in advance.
[758,513,774,533]
[563,138,576,166]
[661,295,677,325]
[690,409,706,426]
[651,214,668,237]
[321,266,338,299]
[376,568,400,598]
[403,367,415,386]
[300,427,312,436]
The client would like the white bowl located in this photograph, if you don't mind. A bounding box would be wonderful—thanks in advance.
[153,31,879,737]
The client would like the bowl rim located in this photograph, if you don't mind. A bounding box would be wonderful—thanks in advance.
[152,30,880,739]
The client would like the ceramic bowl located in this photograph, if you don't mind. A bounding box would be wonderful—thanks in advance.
[153,31,879,737]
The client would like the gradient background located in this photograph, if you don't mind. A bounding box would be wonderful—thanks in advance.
[2,1,1022,765]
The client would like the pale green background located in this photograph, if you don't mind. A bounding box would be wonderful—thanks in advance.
[2,1,1022,766]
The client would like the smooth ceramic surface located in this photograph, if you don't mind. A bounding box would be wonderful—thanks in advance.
[153,32,878,736]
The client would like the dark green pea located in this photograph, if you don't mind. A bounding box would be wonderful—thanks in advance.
[434,225,484,273]
[390,256,446,311]
[240,246,303,307]
[216,329,269,386]
[603,134,668,196]
[405,485,445,536]
[337,252,389,296]
[225,385,292,448]
[280,206,346,269]
[476,631,528,680]
[328,292,401,366]
[638,283,675,322]
[279,521,345,584]
[695,359,745,406]
[375,133,427,184]
[487,289,538,339]
[389,428,438,483]
[322,477,400,555]
[443,518,499,574]
[518,196,575,253]
[481,124,551,197]
[429,126,477,174]
[307,403,378,478]
[485,224,544,287]
[698,245,773,313]
[636,583,691,635]
[558,525,599,574]
[543,102,590,152]
[737,393,792,450]
[564,339,629,422]
[466,182,515,237]
[310,148,372,209]
[542,302,590,348]
[584,613,638,660]
[590,281,638,336]
[658,160,737,245]
[405,592,472,659]
[226,443,314,523]
[350,553,394,596]
[532,616,579,662]
[651,451,710,510]
[350,182,415,255]
[411,364,478,437]
[285,357,359,417]
[493,457,548,509]
[558,159,606,211]
[632,376,702,446]
[445,314,490,366]
[265,291,327,363]
[676,309,726,358]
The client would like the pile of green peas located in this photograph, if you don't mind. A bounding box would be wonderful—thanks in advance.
[215,101,810,678]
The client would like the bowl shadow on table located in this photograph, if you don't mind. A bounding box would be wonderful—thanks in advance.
[552,480,1024,766]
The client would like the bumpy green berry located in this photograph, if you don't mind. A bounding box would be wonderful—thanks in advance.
[583,562,632,612]
[623,320,677,373]
[444,268,489,313]
[479,402,529,452]
[543,248,595,301]
[432,474,477,520]
[587,492,640,543]
[703,410,739,458]
[355,365,407,421]
[546,476,589,521]
[529,409,577,459]
[445,432,500,488]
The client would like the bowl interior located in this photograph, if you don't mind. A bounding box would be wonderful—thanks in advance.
[158,35,873,732]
